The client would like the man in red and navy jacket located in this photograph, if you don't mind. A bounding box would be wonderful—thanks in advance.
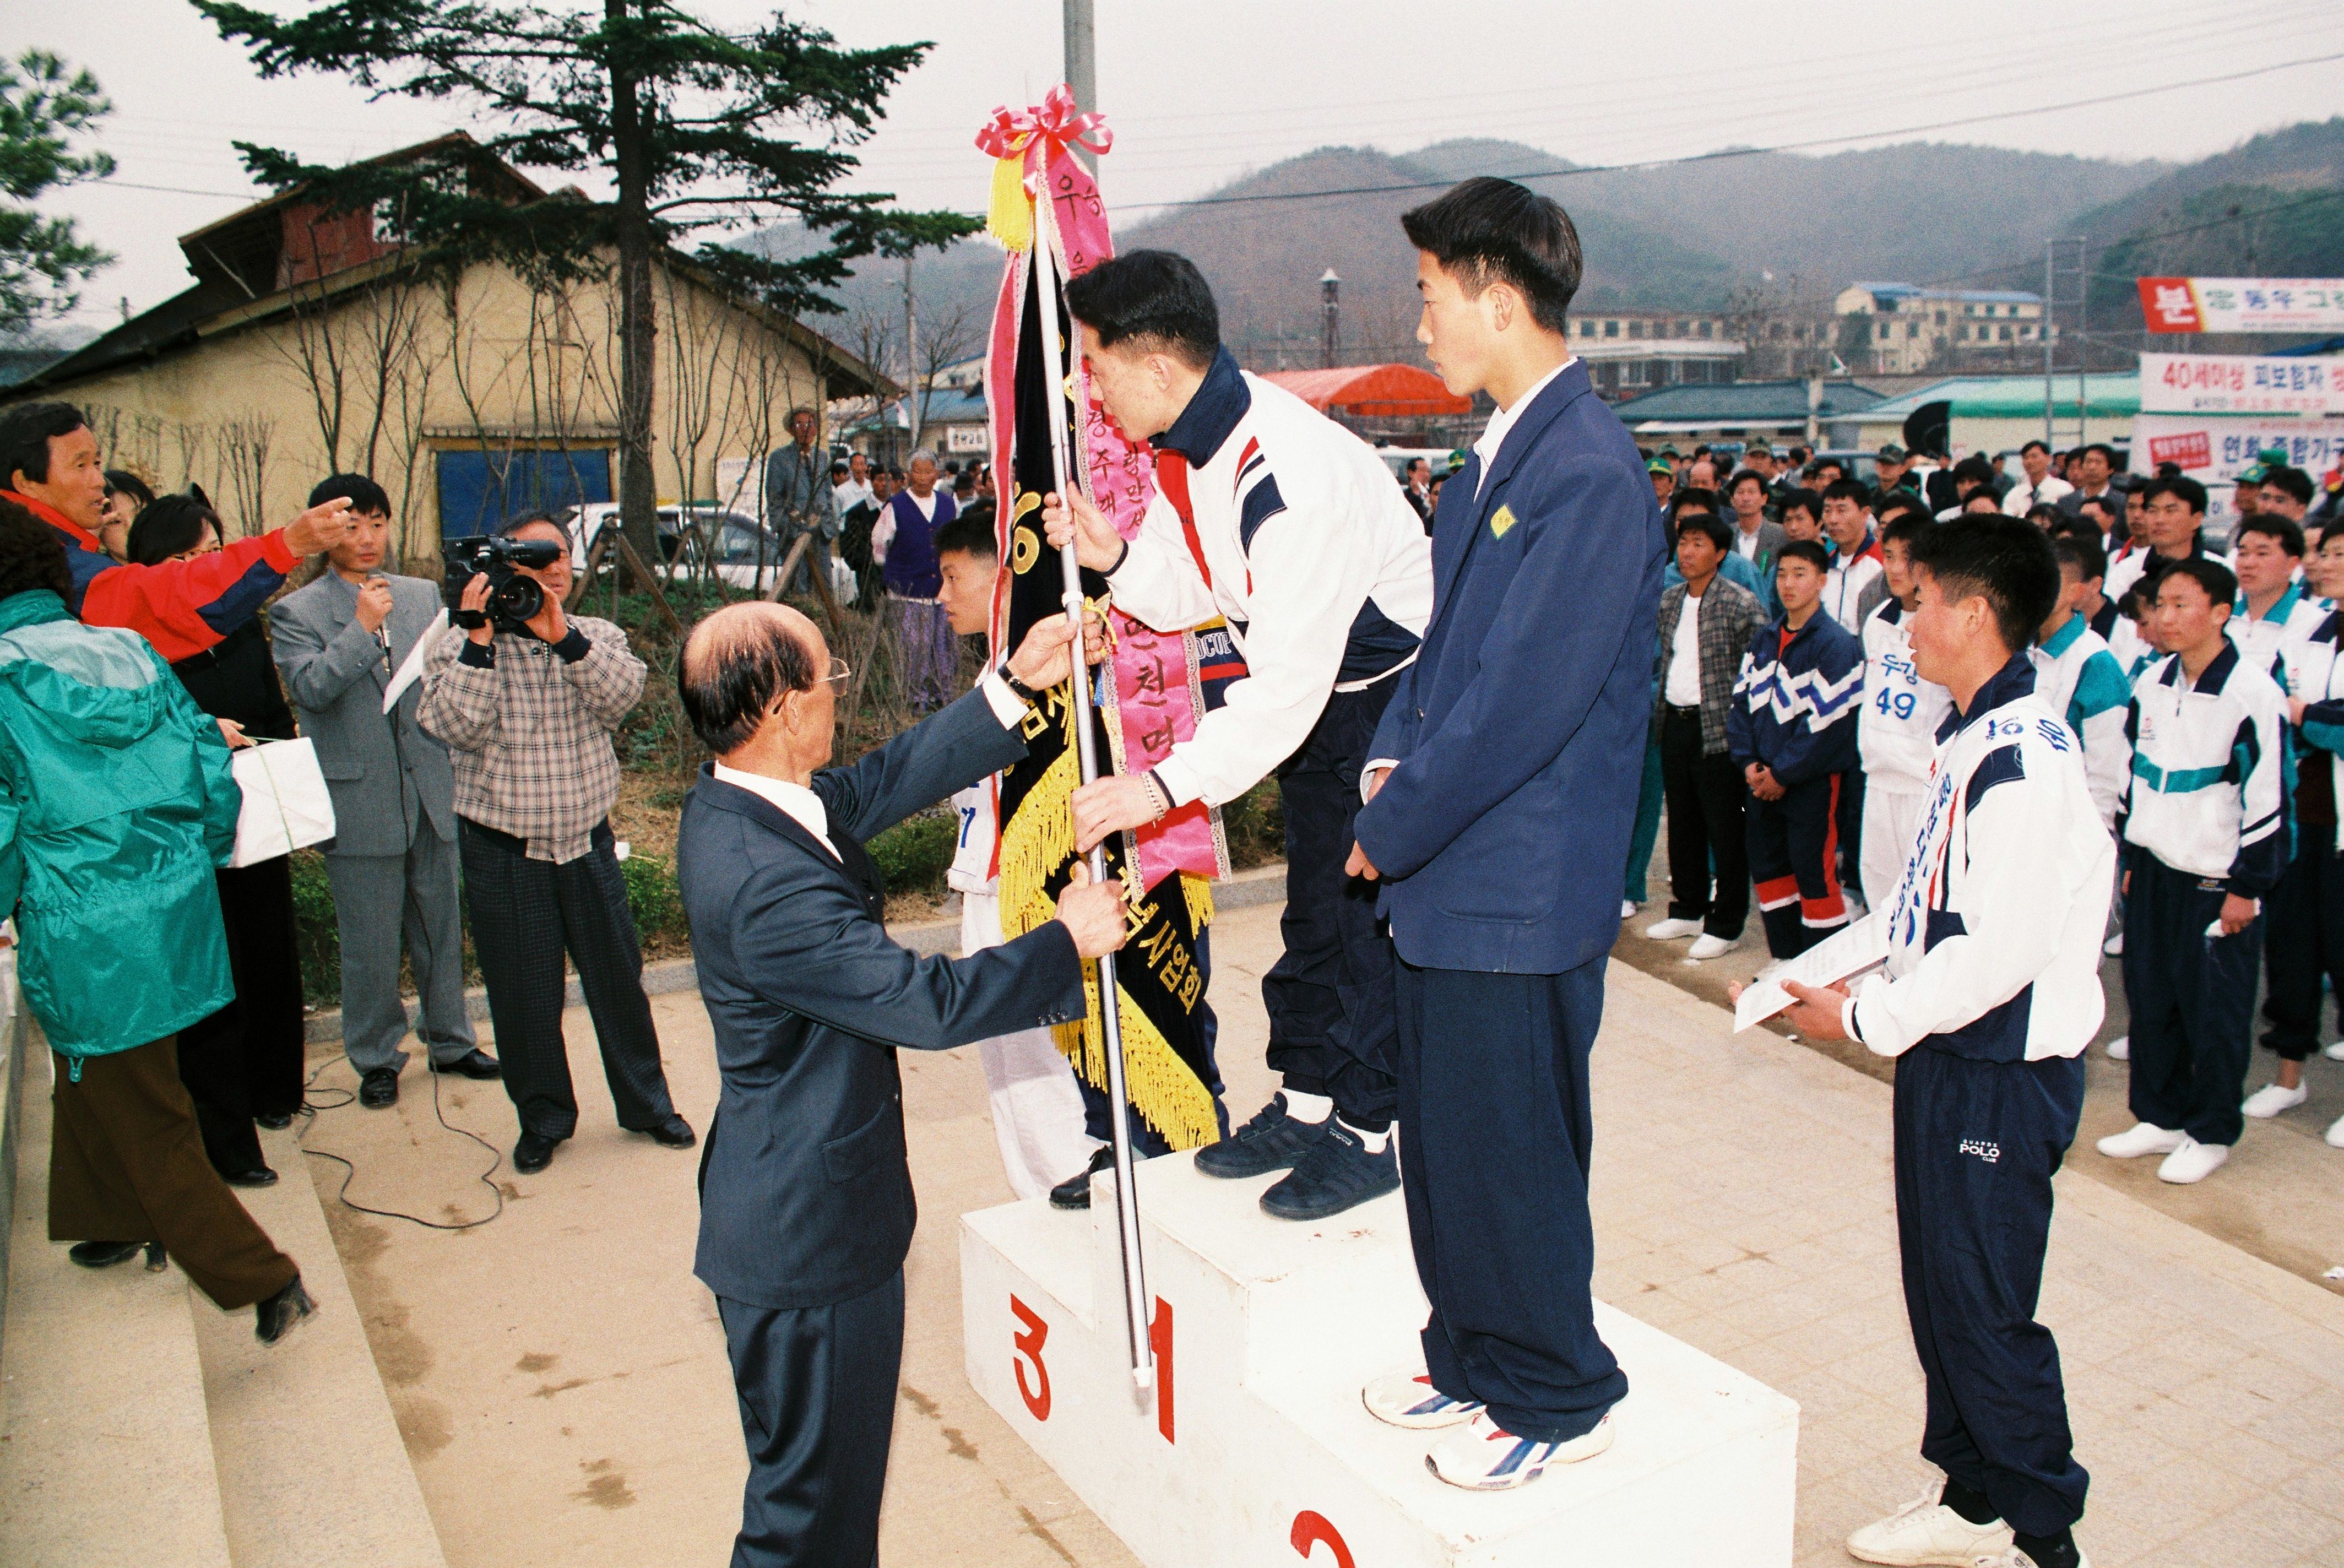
[1,402,352,661]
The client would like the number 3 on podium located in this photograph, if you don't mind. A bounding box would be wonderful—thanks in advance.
[1011,1295,1051,1420]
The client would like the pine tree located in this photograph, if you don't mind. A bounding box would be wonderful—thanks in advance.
[0,50,116,335]
[198,1,975,567]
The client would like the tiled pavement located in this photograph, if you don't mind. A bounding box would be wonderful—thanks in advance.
[308,899,2344,1565]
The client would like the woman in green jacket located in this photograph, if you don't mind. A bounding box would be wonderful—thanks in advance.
[0,498,310,1343]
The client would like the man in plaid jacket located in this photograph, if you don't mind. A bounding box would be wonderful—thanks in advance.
[1644,511,1764,960]
[421,513,693,1176]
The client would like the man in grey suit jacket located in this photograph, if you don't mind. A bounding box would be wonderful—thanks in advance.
[269,476,498,1106]
[675,600,1125,1568]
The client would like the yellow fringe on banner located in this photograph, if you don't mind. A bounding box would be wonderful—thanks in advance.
[996,696,1221,1149]
[986,156,1033,252]
[1182,871,1214,933]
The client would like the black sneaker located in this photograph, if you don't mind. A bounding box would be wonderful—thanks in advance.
[1260,1122,1399,1221]
[1194,1094,1330,1179]
[1049,1145,1115,1210]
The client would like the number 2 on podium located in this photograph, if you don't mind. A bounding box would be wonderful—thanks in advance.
[1291,1510,1355,1567]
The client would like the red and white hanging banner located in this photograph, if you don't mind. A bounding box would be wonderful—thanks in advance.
[2137,277,2344,335]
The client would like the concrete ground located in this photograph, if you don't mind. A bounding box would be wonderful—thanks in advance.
[1622,833,2344,1295]
[303,900,2344,1566]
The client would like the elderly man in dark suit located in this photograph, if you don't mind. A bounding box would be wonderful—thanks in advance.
[1349,179,1665,1491]
[675,599,1126,1568]
[270,475,497,1108]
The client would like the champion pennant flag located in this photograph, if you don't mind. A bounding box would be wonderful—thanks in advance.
[976,89,1227,1149]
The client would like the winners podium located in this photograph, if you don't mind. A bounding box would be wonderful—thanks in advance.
[961,1155,1799,1566]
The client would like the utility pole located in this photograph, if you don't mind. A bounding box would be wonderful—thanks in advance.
[2043,238,2055,449]
[903,252,921,451]
[1064,0,1098,180]
[1321,269,1341,369]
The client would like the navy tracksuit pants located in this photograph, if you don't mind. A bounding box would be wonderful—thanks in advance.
[1746,772,1847,959]
[1893,1046,2090,1538]
[2261,833,2344,1061]
[2121,853,2262,1146]
[1263,680,1401,1128]
[1393,954,1626,1443]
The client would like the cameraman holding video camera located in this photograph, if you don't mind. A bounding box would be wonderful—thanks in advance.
[419,512,691,1175]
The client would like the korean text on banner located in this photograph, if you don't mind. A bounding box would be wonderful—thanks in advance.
[2136,277,2344,336]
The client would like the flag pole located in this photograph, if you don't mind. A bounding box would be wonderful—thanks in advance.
[1033,193,1154,1395]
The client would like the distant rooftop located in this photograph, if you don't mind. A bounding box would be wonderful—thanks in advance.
[1859,373,2140,422]
[1612,378,1888,427]
[1849,281,2043,306]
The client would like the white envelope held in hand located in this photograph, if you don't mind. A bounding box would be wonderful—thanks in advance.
[382,607,450,714]
[1733,913,1890,1033]
[229,736,338,867]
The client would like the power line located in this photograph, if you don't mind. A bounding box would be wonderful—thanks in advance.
[1099,51,2344,218]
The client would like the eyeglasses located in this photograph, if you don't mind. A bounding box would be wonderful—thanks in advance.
[823,656,851,687]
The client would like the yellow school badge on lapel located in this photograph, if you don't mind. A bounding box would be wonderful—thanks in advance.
[1490,504,1517,539]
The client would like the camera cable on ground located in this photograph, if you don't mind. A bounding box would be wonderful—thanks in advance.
[294,1052,507,1233]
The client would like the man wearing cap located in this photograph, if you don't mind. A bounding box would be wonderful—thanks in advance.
[1647,456,1675,509]
[1874,444,1917,496]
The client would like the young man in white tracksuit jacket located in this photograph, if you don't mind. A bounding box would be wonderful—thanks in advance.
[1765,515,2112,1568]
[1046,250,1434,1222]
[1855,513,1954,915]
[2098,550,2287,1187]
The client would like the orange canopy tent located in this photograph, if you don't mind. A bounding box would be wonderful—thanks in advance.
[1261,363,1470,419]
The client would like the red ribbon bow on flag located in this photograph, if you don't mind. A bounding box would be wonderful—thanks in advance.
[974,84,1111,251]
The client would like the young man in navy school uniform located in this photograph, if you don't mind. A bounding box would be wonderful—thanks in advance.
[1347,177,1664,1490]
[1766,514,2113,1568]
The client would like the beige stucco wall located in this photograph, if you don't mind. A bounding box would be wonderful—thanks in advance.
[36,253,843,568]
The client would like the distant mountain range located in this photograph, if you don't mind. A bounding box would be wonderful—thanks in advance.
[757,117,2344,371]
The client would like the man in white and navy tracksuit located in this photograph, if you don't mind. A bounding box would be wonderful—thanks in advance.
[1776,516,2110,1568]
[2101,550,2287,1186]
[1051,251,1433,1221]
[2032,532,2134,833]
[2260,606,2344,1138]
[1855,513,1954,915]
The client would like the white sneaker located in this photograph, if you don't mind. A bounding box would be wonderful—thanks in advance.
[1620,899,1638,919]
[2326,1040,2344,1061]
[2157,1135,2229,1184]
[1361,1369,1482,1430]
[2327,1111,2344,1148]
[2103,931,2123,956]
[1642,916,1703,941]
[2096,1121,2183,1159]
[2243,1081,2309,1119]
[1844,1488,2013,1566]
[1424,1410,1613,1490]
[2104,1034,2129,1061]
[1685,932,1739,961]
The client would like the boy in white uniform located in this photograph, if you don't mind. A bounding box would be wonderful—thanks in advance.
[2031,533,2133,832]
[1857,513,1954,914]
[1767,513,2112,1568]
[934,513,1097,1200]
[2098,547,2288,1187]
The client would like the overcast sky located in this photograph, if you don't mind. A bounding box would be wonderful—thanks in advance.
[11,0,2343,332]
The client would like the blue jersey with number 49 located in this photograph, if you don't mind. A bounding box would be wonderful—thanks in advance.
[1859,598,1953,794]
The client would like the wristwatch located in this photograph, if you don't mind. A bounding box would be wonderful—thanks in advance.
[999,661,1043,707]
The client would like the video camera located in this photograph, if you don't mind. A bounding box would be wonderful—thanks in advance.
[441,535,564,634]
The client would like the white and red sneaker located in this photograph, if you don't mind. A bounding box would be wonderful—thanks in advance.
[1362,1370,1482,1430]
[1425,1410,1613,1490]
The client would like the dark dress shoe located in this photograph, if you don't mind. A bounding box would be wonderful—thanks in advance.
[68,1240,146,1269]
[428,1049,503,1080]
[644,1115,696,1149]
[144,1242,169,1272]
[222,1166,279,1189]
[358,1067,400,1108]
[255,1275,315,1345]
[253,1111,295,1131]
[513,1131,560,1174]
[1049,1145,1117,1211]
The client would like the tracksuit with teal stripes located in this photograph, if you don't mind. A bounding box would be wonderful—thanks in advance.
[1726,611,1863,959]
[2119,642,2288,1147]
[2265,609,2344,1061]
